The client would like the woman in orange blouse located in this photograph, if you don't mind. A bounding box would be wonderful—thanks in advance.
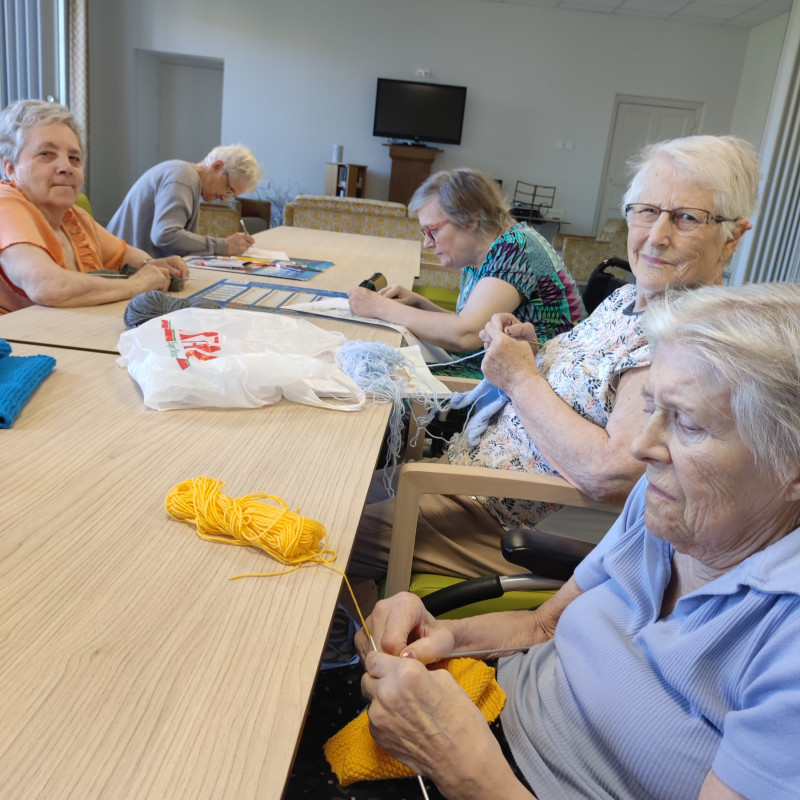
[0,99,188,315]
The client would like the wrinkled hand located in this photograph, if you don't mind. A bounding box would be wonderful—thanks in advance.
[378,283,417,305]
[361,652,503,794]
[224,232,255,255]
[355,592,455,664]
[479,314,542,394]
[347,285,393,319]
[129,262,172,292]
[150,255,190,279]
[479,312,539,349]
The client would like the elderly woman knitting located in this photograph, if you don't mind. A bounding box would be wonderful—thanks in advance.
[347,168,584,376]
[0,99,188,315]
[347,134,760,583]
[345,282,800,800]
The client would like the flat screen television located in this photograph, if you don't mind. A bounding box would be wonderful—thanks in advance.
[372,78,467,146]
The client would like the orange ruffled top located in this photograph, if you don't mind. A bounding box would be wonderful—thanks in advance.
[0,181,128,315]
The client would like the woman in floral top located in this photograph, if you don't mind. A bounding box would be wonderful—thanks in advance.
[349,135,761,581]
[347,168,584,377]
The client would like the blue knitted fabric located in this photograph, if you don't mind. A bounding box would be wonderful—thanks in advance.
[0,339,56,428]
[449,379,509,446]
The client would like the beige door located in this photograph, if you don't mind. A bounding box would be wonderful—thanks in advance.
[595,96,703,234]
[134,51,223,181]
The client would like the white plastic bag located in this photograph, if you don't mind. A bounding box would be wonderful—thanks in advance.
[116,308,365,412]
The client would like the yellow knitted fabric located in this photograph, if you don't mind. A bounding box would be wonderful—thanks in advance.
[324,657,506,786]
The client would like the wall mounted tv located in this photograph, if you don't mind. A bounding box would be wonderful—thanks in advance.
[372,78,467,146]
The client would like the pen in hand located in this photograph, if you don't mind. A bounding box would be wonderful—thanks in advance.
[239,218,255,250]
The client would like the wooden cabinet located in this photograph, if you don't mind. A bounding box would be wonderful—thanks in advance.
[385,145,442,205]
[324,162,367,197]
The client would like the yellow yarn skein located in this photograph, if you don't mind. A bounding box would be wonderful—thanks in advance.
[165,476,338,577]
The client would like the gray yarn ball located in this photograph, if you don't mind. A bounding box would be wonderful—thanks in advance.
[123,291,221,328]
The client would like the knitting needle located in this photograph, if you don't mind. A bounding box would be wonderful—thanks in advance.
[443,646,530,659]
[366,635,430,800]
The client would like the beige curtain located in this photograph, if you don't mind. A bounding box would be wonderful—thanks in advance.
[730,1,800,285]
[69,0,89,185]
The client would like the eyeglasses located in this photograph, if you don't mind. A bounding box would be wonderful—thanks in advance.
[624,203,735,233]
[420,219,450,243]
[222,172,236,200]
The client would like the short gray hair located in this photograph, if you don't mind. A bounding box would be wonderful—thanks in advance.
[622,135,760,239]
[0,99,84,176]
[408,167,515,236]
[204,144,263,194]
[643,282,800,483]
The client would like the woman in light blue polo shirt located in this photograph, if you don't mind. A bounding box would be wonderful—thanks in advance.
[356,283,800,800]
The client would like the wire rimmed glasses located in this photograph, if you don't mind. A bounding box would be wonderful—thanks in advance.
[624,203,735,233]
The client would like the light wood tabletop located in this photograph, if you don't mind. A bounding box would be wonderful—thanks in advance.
[250,225,421,292]
[0,227,421,354]
[1,342,395,799]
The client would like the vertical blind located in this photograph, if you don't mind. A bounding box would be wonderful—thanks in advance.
[1,0,68,108]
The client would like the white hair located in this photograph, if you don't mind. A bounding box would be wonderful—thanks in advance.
[643,282,800,482]
[622,135,760,239]
[204,144,263,194]
[0,99,83,176]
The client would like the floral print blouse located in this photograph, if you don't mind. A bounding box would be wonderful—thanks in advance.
[447,283,649,529]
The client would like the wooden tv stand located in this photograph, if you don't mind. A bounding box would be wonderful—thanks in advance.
[384,144,442,205]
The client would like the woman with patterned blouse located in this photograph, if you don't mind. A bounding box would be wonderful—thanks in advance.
[347,168,584,377]
[348,135,760,582]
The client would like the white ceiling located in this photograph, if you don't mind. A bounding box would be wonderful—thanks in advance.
[481,0,794,28]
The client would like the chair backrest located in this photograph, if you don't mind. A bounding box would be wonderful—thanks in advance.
[581,258,633,315]
[197,201,242,237]
[239,198,271,232]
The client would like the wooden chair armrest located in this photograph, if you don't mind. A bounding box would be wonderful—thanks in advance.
[384,462,619,597]
[441,376,480,393]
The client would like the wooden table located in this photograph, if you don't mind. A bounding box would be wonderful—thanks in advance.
[0,227,421,354]
[1,342,395,799]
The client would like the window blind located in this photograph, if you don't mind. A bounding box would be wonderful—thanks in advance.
[1,0,68,108]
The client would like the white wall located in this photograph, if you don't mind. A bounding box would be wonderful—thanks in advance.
[730,12,790,149]
[88,0,783,234]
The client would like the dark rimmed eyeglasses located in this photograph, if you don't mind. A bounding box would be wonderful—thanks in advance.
[420,219,450,242]
[624,203,736,233]
[222,172,236,200]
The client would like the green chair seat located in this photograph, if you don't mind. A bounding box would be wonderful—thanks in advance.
[412,284,459,313]
[380,572,556,619]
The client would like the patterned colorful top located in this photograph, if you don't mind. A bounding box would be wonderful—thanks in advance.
[436,223,584,378]
[447,283,649,529]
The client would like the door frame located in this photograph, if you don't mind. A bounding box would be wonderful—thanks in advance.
[593,94,705,235]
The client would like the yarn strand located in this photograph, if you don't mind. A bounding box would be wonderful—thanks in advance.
[335,341,449,494]
[165,476,371,632]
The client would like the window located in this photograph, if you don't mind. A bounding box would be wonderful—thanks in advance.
[0,0,69,108]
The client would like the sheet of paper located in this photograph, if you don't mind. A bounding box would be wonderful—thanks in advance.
[242,247,290,261]
[288,297,453,365]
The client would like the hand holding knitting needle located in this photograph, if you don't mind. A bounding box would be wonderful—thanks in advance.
[361,650,516,799]
[479,311,540,349]
[355,593,536,798]
[479,313,543,396]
